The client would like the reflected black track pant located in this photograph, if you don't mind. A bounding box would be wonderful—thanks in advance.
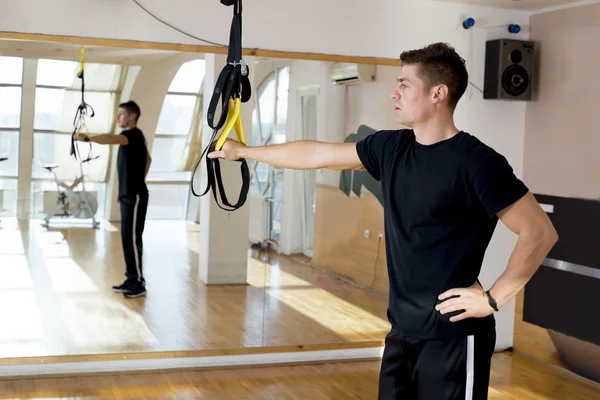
[119,194,149,282]
[378,325,496,400]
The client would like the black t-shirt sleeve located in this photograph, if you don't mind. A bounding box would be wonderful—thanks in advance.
[471,149,529,217]
[355,130,396,181]
[121,129,144,148]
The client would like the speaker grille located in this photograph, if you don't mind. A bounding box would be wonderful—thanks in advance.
[502,65,530,97]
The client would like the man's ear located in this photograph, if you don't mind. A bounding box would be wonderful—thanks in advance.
[431,84,449,104]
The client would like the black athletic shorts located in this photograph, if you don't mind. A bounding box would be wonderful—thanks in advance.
[378,324,496,400]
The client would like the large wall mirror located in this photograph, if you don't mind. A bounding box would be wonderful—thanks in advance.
[0,37,394,364]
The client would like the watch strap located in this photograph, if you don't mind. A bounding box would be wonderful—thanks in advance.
[485,290,499,312]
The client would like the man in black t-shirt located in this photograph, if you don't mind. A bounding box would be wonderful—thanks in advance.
[78,101,151,299]
[207,43,558,399]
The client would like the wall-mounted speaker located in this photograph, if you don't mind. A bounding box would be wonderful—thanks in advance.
[483,38,535,101]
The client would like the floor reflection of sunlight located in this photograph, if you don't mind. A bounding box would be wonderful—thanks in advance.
[61,295,159,351]
[247,258,313,288]
[46,258,97,293]
[0,291,44,341]
[0,255,33,289]
[0,227,25,255]
[101,221,119,233]
[0,339,48,358]
[38,230,70,258]
[247,258,388,340]
[266,287,390,340]
[43,258,159,352]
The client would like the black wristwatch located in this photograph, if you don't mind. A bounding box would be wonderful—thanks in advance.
[485,290,499,312]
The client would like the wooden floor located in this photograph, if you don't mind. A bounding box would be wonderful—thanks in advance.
[0,219,389,359]
[3,218,599,398]
[1,351,598,399]
[513,289,565,368]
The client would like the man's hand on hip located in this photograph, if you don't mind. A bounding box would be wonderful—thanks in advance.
[435,282,495,322]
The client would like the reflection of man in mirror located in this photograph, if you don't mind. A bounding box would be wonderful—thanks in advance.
[208,42,557,399]
[77,100,151,298]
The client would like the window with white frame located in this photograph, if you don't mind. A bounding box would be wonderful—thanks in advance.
[251,67,289,196]
[146,58,205,220]
[0,56,23,216]
[30,59,123,219]
[251,66,290,244]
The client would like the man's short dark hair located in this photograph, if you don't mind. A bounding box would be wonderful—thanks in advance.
[399,42,469,110]
[119,100,141,120]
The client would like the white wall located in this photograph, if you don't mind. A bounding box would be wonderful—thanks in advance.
[1,0,530,59]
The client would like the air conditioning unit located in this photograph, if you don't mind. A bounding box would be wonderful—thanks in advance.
[330,62,376,85]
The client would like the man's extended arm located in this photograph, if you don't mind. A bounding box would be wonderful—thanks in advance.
[208,138,365,171]
[437,192,558,321]
[77,133,128,146]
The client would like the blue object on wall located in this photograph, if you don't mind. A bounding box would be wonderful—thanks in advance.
[508,24,521,34]
[462,17,475,29]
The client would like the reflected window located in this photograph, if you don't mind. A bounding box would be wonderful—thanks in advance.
[0,56,23,216]
[0,56,23,85]
[147,59,205,220]
[250,66,290,246]
[30,59,124,220]
[251,67,290,196]
[146,184,190,220]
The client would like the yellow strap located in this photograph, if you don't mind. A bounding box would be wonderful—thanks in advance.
[232,98,245,145]
[76,121,88,135]
[214,98,245,151]
[77,46,85,77]
[75,128,90,141]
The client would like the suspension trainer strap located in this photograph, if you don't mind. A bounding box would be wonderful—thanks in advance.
[70,45,97,163]
[191,0,252,212]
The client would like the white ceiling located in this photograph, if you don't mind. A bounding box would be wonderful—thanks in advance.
[429,0,589,11]
[0,39,193,64]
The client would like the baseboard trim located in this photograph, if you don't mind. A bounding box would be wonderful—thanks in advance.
[0,345,385,379]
